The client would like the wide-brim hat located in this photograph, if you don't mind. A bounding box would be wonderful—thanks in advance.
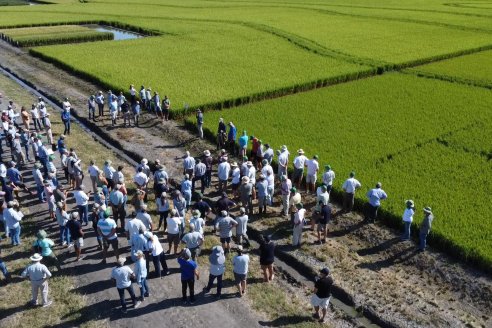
[423,207,432,214]
[203,150,211,156]
[30,253,43,262]
[246,161,253,166]
[281,145,287,151]
[241,176,250,183]
[230,162,238,167]
[297,149,304,154]
[406,200,414,207]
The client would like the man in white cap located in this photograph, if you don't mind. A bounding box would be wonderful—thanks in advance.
[419,207,434,251]
[402,200,415,241]
[21,253,52,307]
[111,257,141,313]
[311,267,333,323]
[292,149,308,190]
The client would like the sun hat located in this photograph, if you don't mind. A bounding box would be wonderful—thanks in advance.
[141,158,148,165]
[236,245,243,252]
[203,150,211,156]
[231,161,238,167]
[241,176,250,183]
[406,200,415,207]
[220,210,228,217]
[209,246,225,265]
[117,257,126,266]
[192,209,201,217]
[56,201,63,208]
[183,248,192,259]
[246,161,253,166]
[30,253,43,262]
[297,149,304,154]
[423,207,432,214]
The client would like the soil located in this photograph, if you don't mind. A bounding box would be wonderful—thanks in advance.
[0,39,491,328]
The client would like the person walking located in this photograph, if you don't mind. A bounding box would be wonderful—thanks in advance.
[365,182,387,224]
[134,250,149,301]
[419,207,434,251]
[232,245,249,297]
[203,245,225,298]
[259,235,275,283]
[111,257,141,313]
[342,171,361,213]
[178,248,199,304]
[401,200,415,241]
[21,253,52,307]
[311,267,333,324]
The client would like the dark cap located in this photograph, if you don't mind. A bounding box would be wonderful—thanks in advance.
[320,267,330,275]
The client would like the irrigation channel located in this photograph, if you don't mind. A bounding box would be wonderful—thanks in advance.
[0,64,382,328]
[84,24,144,41]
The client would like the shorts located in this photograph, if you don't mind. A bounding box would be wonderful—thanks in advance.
[234,272,246,283]
[74,237,84,248]
[306,174,317,184]
[103,237,118,250]
[311,294,331,309]
[317,223,327,232]
[292,168,303,181]
[167,233,180,245]
[220,237,231,244]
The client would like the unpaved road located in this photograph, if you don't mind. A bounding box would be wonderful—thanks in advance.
[0,39,491,328]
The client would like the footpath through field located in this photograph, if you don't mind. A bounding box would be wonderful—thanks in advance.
[0,38,490,328]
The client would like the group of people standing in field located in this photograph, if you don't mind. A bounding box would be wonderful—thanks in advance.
[87,85,171,127]
[0,86,434,325]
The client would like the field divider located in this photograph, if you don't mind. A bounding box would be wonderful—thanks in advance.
[402,69,492,90]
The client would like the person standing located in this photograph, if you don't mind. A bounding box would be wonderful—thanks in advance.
[306,155,319,194]
[32,230,61,271]
[238,130,249,159]
[280,175,292,217]
[109,184,126,230]
[4,200,23,246]
[134,250,149,301]
[419,207,434,251]
[156,192,170,232]
[61,98,71,135]
[21,253,52,307]
[311,267,333,324]
[55,202,70,246]
[227,122,237,155]
[217,118,227,150]
[162,95,170,121]
[401,200,415,241]
[192,159,206,194]
[145,232,169,278]
[125,214,146,248]
[277,145,289,179]
[196,109,204,139]
[365,182,388,224]
[66,212,84,261]
[166,209,183,255]
[88,160,100,193]
[317,201,331,244]
[97,212,120,264]
[88,95,96,121]
[139,86,146,110]
[96,91,105,117]
[72,185,90,225]
[215,210,238,253]
[203,245,225,298]
[181,225,204,260]
[217,158,231,193]
[232,246,249,297]
[178,248,199,304]
[182,151,195,178]
[292,203,306,247]
[292,149,307,190]
[322,165,335,193]
[342,171,361,213]
[111,257,141,313]
[30,104,41,132]
[235,207,250,247]
[258,235,275,283]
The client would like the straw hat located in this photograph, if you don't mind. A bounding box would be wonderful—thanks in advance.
[30,253,43,262]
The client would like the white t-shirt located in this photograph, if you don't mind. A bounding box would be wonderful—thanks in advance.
[133,172,148,186]
[189,217,205,235]
[111,266,133,289]
[322,170,335,186]
[402,208,414,223]
[342,178,361,194]
[148,238,164,256]
[167,216,182,234]
[88,165,99,177]
[73,190,89,206]
[125,219,146,245]
[233,254,249,274]
[231,168,240,184]
[306,159,319,176]
[293,155,308,169]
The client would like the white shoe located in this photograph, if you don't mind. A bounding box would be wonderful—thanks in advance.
[42,301,52,307]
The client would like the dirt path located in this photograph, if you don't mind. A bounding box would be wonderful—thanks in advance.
[0,39,491,328]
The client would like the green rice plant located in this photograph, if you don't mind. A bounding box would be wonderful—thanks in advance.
[0,25,113,47]
[407,49,492,89]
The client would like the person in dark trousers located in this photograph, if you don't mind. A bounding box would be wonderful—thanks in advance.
[365,182,387,223]
[178,248,199,304]
[258,235,275,283]
[317,201,332,244]
[311,267,333,324]
[419,207,434,252]
[111,257,141,313]
[203,245,225,298]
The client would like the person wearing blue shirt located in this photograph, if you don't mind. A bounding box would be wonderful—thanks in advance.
[238,130,249,159]
[134,250,149,301]
[365,182,387,224]
[178,248,199,304]
[181,175,192,210]
[228,122,237,155]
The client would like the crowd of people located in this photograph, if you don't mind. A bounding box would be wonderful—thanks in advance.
[0,88,435,323]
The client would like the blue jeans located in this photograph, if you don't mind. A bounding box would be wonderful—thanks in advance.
[183,192,192,209]
[23,145,31,161]
[78,204,89,224]
[402,221,411,240]
[63,120,71,135]
[117,286,137,311]
[36,184,45,202]
[419,230,429,250]
[0,260,8,278]
[139,277,149,299]
[10,225,21,245]
[59,225,71,244]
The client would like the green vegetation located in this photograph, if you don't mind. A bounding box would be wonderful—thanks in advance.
[408,50,492,89]
[187,73,492,269]
[0,25,113,47]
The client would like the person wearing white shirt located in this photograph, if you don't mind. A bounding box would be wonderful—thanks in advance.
[133,168,148,188]
[4,201,24,246]
[306,155,319,194]
[217,159,231,192]
[292,203,306,247]
[402,200,415,241]
[189,210,205,235]
[277,145,289,179]
[145,232,169,278]
[322,165,336,193]
[341,172,361,213]
[72,185,90,225]
[230,162,240,197]
[246,161,256,186]
[88,160,100,193]
[292,149,308,190]
[166,209,183,255]
[261,160,273,178]
[30,104,41,131]
[266,170,275,206]
[125,216,146,246]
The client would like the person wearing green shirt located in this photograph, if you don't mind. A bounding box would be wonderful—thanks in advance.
[32,230,61,271]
